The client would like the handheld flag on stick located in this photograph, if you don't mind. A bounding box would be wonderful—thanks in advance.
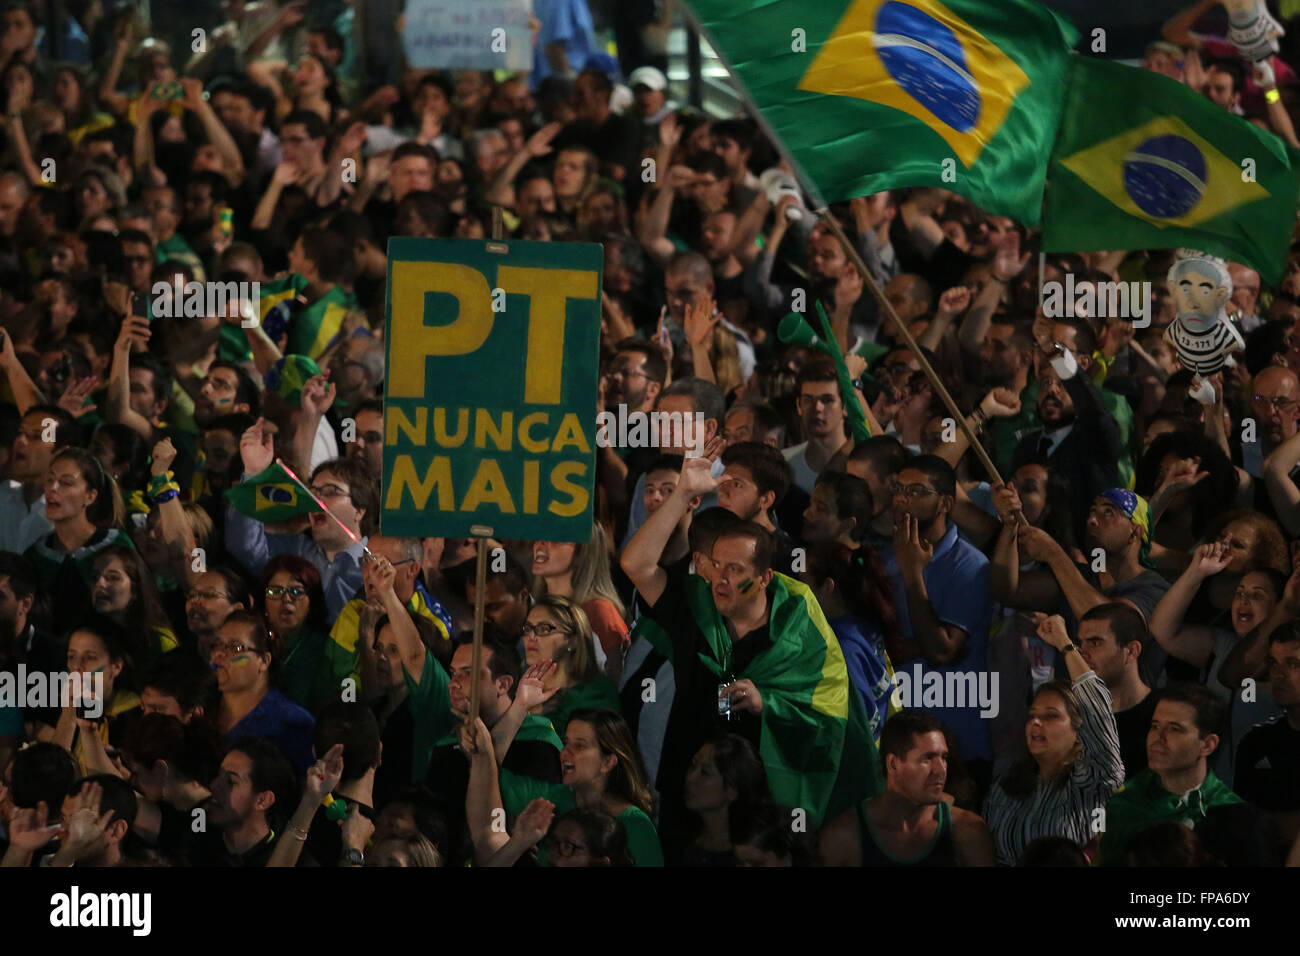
[777,305,872,442]
[272,457,374,560]
[224,461,322,523]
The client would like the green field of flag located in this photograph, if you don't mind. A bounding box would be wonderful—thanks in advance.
[225,462,321,523]
[1043,56,1300,282]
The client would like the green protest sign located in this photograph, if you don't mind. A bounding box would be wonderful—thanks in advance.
[381,238,602,541]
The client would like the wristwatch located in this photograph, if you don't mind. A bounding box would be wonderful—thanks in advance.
[1061,642,1080,655]
[341,847,364,867]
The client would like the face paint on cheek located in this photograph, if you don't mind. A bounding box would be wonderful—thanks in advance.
[736,578,755,595]
[230,654,253,667]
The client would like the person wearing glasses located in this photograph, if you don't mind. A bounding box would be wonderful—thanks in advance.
[1252,366,1300,519]
[229,421,378,619]
[183,566,252,659]
[517,595,619,741]
[882,455,994,796]
[258,554,345,713]
[783,360,852,496]
[209,609,315,772]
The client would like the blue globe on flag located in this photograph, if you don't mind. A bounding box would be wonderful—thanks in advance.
[873,1,981,133]
[1122,134,1207,219]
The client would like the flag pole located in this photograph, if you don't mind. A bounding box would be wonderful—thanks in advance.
[678,1,1005,486]
[468,212,509,734]
[816,213,1004,485]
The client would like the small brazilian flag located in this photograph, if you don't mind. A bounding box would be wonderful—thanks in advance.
[224,462,321,523]
[687,0,1079,224]
[1043,56,1300,283]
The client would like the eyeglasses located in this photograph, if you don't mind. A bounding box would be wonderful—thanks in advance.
[266,586,307,600]
[187,589,228,603]
[888,482,940,499]
[546,838,587,858]
[605,367,649,381]
[310,483,350,500]
[1254,394,1298,412]
[209,640,262,657]
[520,621,563,637]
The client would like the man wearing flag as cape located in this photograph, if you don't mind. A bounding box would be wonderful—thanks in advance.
[621,436,881,862]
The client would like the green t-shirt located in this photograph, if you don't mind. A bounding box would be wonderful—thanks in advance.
[403,649,454,781]
[544,676,622,743]
[498,769,664,867]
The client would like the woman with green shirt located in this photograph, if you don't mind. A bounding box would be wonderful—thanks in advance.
[465,707,664,867]
[521,596,620,740]
[259,554,352,713]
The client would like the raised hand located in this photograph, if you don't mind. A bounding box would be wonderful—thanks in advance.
[305,743,345,802]
[299,373,336,418]
[1035,614,1072,652]
[1191,541,1232,578]
[658,112,681,151]
[7,801,59,852]
[678,435,725,496]
[979,386,1022,419]
[991,229,1031,283]
[525,122,562,159]
[515,660,561,710]
[937,285,973,318]
[683,297,720,348]
[57,376,101,419]
[513,798,556,846]
[1157,456,1209,499]
[239,417,275,475]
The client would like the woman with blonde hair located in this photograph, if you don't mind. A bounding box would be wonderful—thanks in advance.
[532,522,630,673]
[514,596,620,740]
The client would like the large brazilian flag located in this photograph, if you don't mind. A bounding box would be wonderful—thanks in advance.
[687,0,1079,224]
[640,572,882,827]
[1043,56,1300,283]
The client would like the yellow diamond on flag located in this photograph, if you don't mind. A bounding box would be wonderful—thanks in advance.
[1058,114,1269,229]
[797,0,1029,169]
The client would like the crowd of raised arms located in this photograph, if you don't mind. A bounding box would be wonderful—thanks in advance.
[0,0,1298,868]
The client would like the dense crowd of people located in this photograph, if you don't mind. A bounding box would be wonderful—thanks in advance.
[0,0,1298,868]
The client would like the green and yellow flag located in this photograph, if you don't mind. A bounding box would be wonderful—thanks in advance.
[641,572,882,826]
[687,0,1079,224]
[1043,56,1300,283]
[224,462,321,523]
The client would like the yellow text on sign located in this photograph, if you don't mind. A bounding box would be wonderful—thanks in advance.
[388,262,598,403]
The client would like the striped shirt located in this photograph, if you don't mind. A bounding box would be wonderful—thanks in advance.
[1164,316,1244,376]
[984,671,1125,866]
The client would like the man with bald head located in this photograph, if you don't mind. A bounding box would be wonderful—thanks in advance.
[0,172,30,279]
[1249,366,1300,473]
